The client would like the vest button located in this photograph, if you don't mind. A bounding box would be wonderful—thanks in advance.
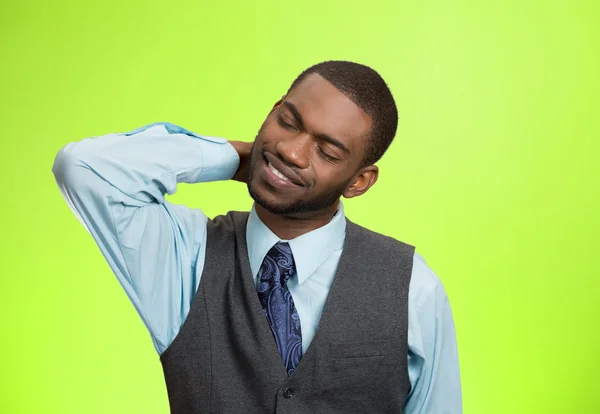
[283,387,294,399]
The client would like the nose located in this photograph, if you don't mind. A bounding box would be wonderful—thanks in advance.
[275,133,311,170]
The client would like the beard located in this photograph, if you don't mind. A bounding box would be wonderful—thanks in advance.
[247,141,350,216]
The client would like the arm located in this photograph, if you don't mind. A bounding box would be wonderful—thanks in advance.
[52,122,249,353]
[404,252,463,413]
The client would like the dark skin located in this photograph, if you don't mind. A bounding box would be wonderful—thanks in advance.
[230,73,379,240]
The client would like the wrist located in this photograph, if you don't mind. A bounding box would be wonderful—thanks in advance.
[229,140,253,183]
[229,140,252,159]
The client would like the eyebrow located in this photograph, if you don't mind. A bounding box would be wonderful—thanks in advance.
[282,101,351,154]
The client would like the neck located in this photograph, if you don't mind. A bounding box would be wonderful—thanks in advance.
[255,201,339,240]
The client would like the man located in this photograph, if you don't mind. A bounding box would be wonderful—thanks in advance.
[53,61,462,413]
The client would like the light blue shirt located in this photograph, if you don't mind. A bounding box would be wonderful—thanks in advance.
[52,122,462,413]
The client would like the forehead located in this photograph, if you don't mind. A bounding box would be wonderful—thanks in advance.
[285,73,372,149]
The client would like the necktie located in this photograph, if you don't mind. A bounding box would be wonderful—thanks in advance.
[257,242,303,376]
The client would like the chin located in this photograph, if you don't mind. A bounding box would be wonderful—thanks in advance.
[247,180,297,215]
[249,180,342,217]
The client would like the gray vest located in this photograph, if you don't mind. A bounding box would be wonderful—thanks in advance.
[160,211,415,413]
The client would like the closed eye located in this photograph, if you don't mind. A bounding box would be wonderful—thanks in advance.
[318,146,340,162]
[277,114,297,131]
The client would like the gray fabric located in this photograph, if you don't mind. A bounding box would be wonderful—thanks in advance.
[160,211,415,413]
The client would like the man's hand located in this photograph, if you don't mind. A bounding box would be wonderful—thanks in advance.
[229,140,253,183]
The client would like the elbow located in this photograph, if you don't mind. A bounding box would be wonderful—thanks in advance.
[52,143,75,182]
[52,143,89,191]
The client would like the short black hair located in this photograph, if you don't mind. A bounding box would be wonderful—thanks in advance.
[287,60,398,166]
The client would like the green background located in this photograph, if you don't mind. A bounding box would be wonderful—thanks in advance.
[1,0,598,412]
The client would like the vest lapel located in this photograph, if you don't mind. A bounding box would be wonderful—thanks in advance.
[233,213,288,379]
[271,218,361,377]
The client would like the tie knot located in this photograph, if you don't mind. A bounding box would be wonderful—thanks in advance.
[262,242,295,284]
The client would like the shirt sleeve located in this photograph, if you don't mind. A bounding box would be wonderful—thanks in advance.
[52,122,240,354]
[404,252,463,413]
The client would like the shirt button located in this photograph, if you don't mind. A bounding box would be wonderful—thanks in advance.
[283,387,294,398]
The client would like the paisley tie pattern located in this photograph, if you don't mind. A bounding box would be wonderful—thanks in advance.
[257,242,303,376]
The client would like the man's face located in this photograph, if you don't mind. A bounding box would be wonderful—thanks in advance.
[247,73,373,216]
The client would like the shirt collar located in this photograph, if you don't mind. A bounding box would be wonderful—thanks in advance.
[246,202,347,285]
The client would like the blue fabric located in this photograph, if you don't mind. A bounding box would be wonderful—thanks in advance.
[257,242,303,375]
[52,122,463,413]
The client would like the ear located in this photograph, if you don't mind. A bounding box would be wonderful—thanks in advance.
[342,165,379,199]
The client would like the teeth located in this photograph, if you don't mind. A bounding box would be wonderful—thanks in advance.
[268,161,291,182]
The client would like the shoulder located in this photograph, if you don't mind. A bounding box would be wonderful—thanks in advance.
[346,219,415,255]
[206,211,250,231]
[409,251,448,309]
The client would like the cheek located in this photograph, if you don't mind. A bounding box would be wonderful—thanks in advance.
[313,167,351,189]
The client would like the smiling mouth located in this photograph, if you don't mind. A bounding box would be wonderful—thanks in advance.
[267,159,293,183]
[262,152,305,187]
